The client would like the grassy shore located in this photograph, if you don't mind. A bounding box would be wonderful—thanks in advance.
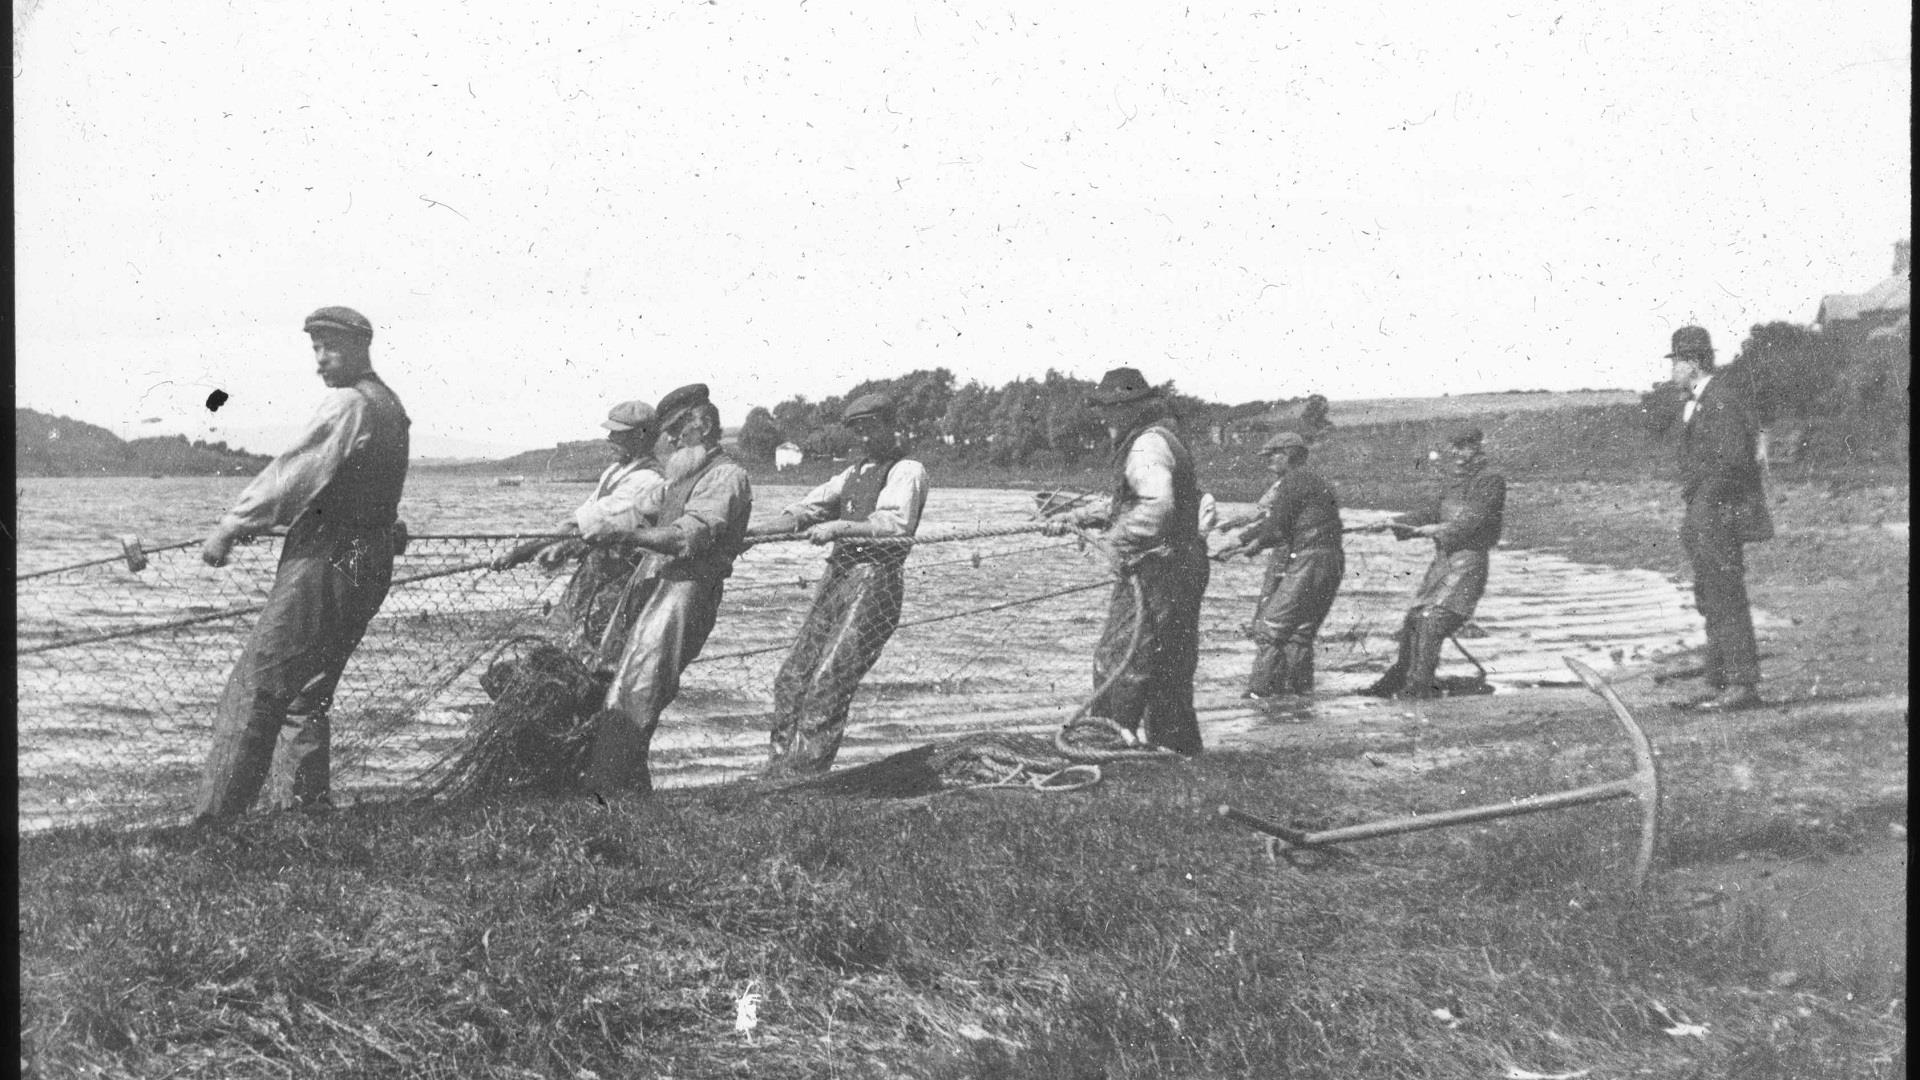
[20,408,1908,1078]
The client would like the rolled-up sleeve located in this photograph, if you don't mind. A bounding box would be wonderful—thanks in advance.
[669,464,753,560]
[576,466,666,538]
[1108,432,1177,555]
[864,460,929,538]
[219,389,365,534]
[782,467,853,530]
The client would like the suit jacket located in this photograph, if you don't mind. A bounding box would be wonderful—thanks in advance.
[1673,377,1764,506]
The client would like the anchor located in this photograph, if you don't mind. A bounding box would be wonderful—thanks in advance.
[1219,657,1661,890]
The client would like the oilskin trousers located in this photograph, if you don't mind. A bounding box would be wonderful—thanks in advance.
[1247,548,1344,696]
[1680,497,1760,688]
[766,556,905,776]
[585,577,724,797]
[1091,545,1210,753]
[1367,606,1465,699]
[196,526,394,820]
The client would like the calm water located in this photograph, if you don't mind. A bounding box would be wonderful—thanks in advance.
[17,473,1733,827]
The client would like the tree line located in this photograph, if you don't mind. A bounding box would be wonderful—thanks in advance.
[735,368,1296,467]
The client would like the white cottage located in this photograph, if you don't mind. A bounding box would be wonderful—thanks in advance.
[774,442,804,470]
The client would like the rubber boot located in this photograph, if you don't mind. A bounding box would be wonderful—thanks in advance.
[1283,643,1315,695]
[1245,642,1289,700]
[1399,610,1456,700]
[1362,615,1418,697]
[583,707,653,798]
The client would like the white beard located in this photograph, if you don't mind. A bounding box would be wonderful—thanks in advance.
[663,444,711,482]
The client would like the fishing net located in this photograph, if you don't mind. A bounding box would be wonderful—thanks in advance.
[17,498,1719,831]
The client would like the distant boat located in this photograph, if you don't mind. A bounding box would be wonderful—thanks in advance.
[495,476,525,487]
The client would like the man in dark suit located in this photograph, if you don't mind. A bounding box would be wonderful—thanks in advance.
[1643,326,1767,711]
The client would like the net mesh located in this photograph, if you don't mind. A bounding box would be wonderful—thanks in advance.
[17,509,1722,832]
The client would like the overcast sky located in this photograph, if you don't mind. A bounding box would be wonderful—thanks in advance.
[14,0,1911,457]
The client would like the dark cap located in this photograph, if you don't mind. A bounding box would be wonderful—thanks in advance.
[600,400,657,433]
[1666,326,1715,359]
[303,306,374,340]
[1448,427,1485,448]
[842,392,896,425]
[656,383,711,427]
[1259,431,1309,455]
[1087,367,1160,407]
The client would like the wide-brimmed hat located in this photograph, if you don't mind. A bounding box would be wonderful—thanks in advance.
[841,392,897,425]
[303,306,373,340]
[601,400,657,432]
[1086,367,1160,407]
[1666,326,1715,359]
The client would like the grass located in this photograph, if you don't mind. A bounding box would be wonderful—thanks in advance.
[20,695,1907,1078]
[21,401,1908,1078]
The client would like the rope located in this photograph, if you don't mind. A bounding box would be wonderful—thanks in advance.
[15,538,201,581]
[19,557,509,656]
[741,519,1059,549]
[693,577,1119,664]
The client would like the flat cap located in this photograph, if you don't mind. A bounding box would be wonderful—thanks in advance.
[303,306,374,340]
[1087,367,1160,406]
[1448,427,1485,448]
[601,400,657,432]
[1666,325,1715,358]
[656,383,711,425]
[842,392,897,425]
[1259,431,1309,454]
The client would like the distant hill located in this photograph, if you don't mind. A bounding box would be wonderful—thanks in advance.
[15,409,274,477]
[413,438,617,480]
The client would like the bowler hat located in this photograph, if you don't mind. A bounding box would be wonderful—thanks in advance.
[842,392,897,425]
[1259,431,1309,455]
[656,383,711,427]
[1666,326,1715,359]
[601,400,657,432]
[303,306,374,340]
[1448,427,1485,448]
[1087,367,1160,407]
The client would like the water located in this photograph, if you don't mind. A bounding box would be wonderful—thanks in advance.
[16,473,1749,826]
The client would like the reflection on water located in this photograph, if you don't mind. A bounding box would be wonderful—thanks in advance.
[16,474,1768,827]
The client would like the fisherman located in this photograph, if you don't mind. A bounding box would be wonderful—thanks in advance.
[584,384,753,797]
[1217,431,1345,700]
[1642,326,1768,710]
[1044,368,1209,753]
[749,392,931,777]
[194,306,411,821]
[1363,427,1506,700]
[491,400,666,666]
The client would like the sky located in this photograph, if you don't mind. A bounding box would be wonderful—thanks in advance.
[13,0,1911,458]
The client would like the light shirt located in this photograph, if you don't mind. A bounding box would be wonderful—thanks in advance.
[574,459,666,539]
[1109,430,1177,555]
[220,387,378,534]
[1682,374,1713,424]
[783,458,930,537]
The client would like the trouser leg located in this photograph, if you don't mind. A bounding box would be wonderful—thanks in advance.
[197,546,387,820]
[1402,607,1465,698]
[1092,552,1207,753]
[771,562,902,775]
[1682,502,1760,688]
[1365,611,1419,697]
[588,579,722,797]
[769,566,853,765]
[1276,549,1343,696]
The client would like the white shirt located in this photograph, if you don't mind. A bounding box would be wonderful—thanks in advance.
[1682,374,1713,425]
[574,459,666,538]
[783,458,930,537]
[1109,429,1178,556]
[220,387,379,534]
